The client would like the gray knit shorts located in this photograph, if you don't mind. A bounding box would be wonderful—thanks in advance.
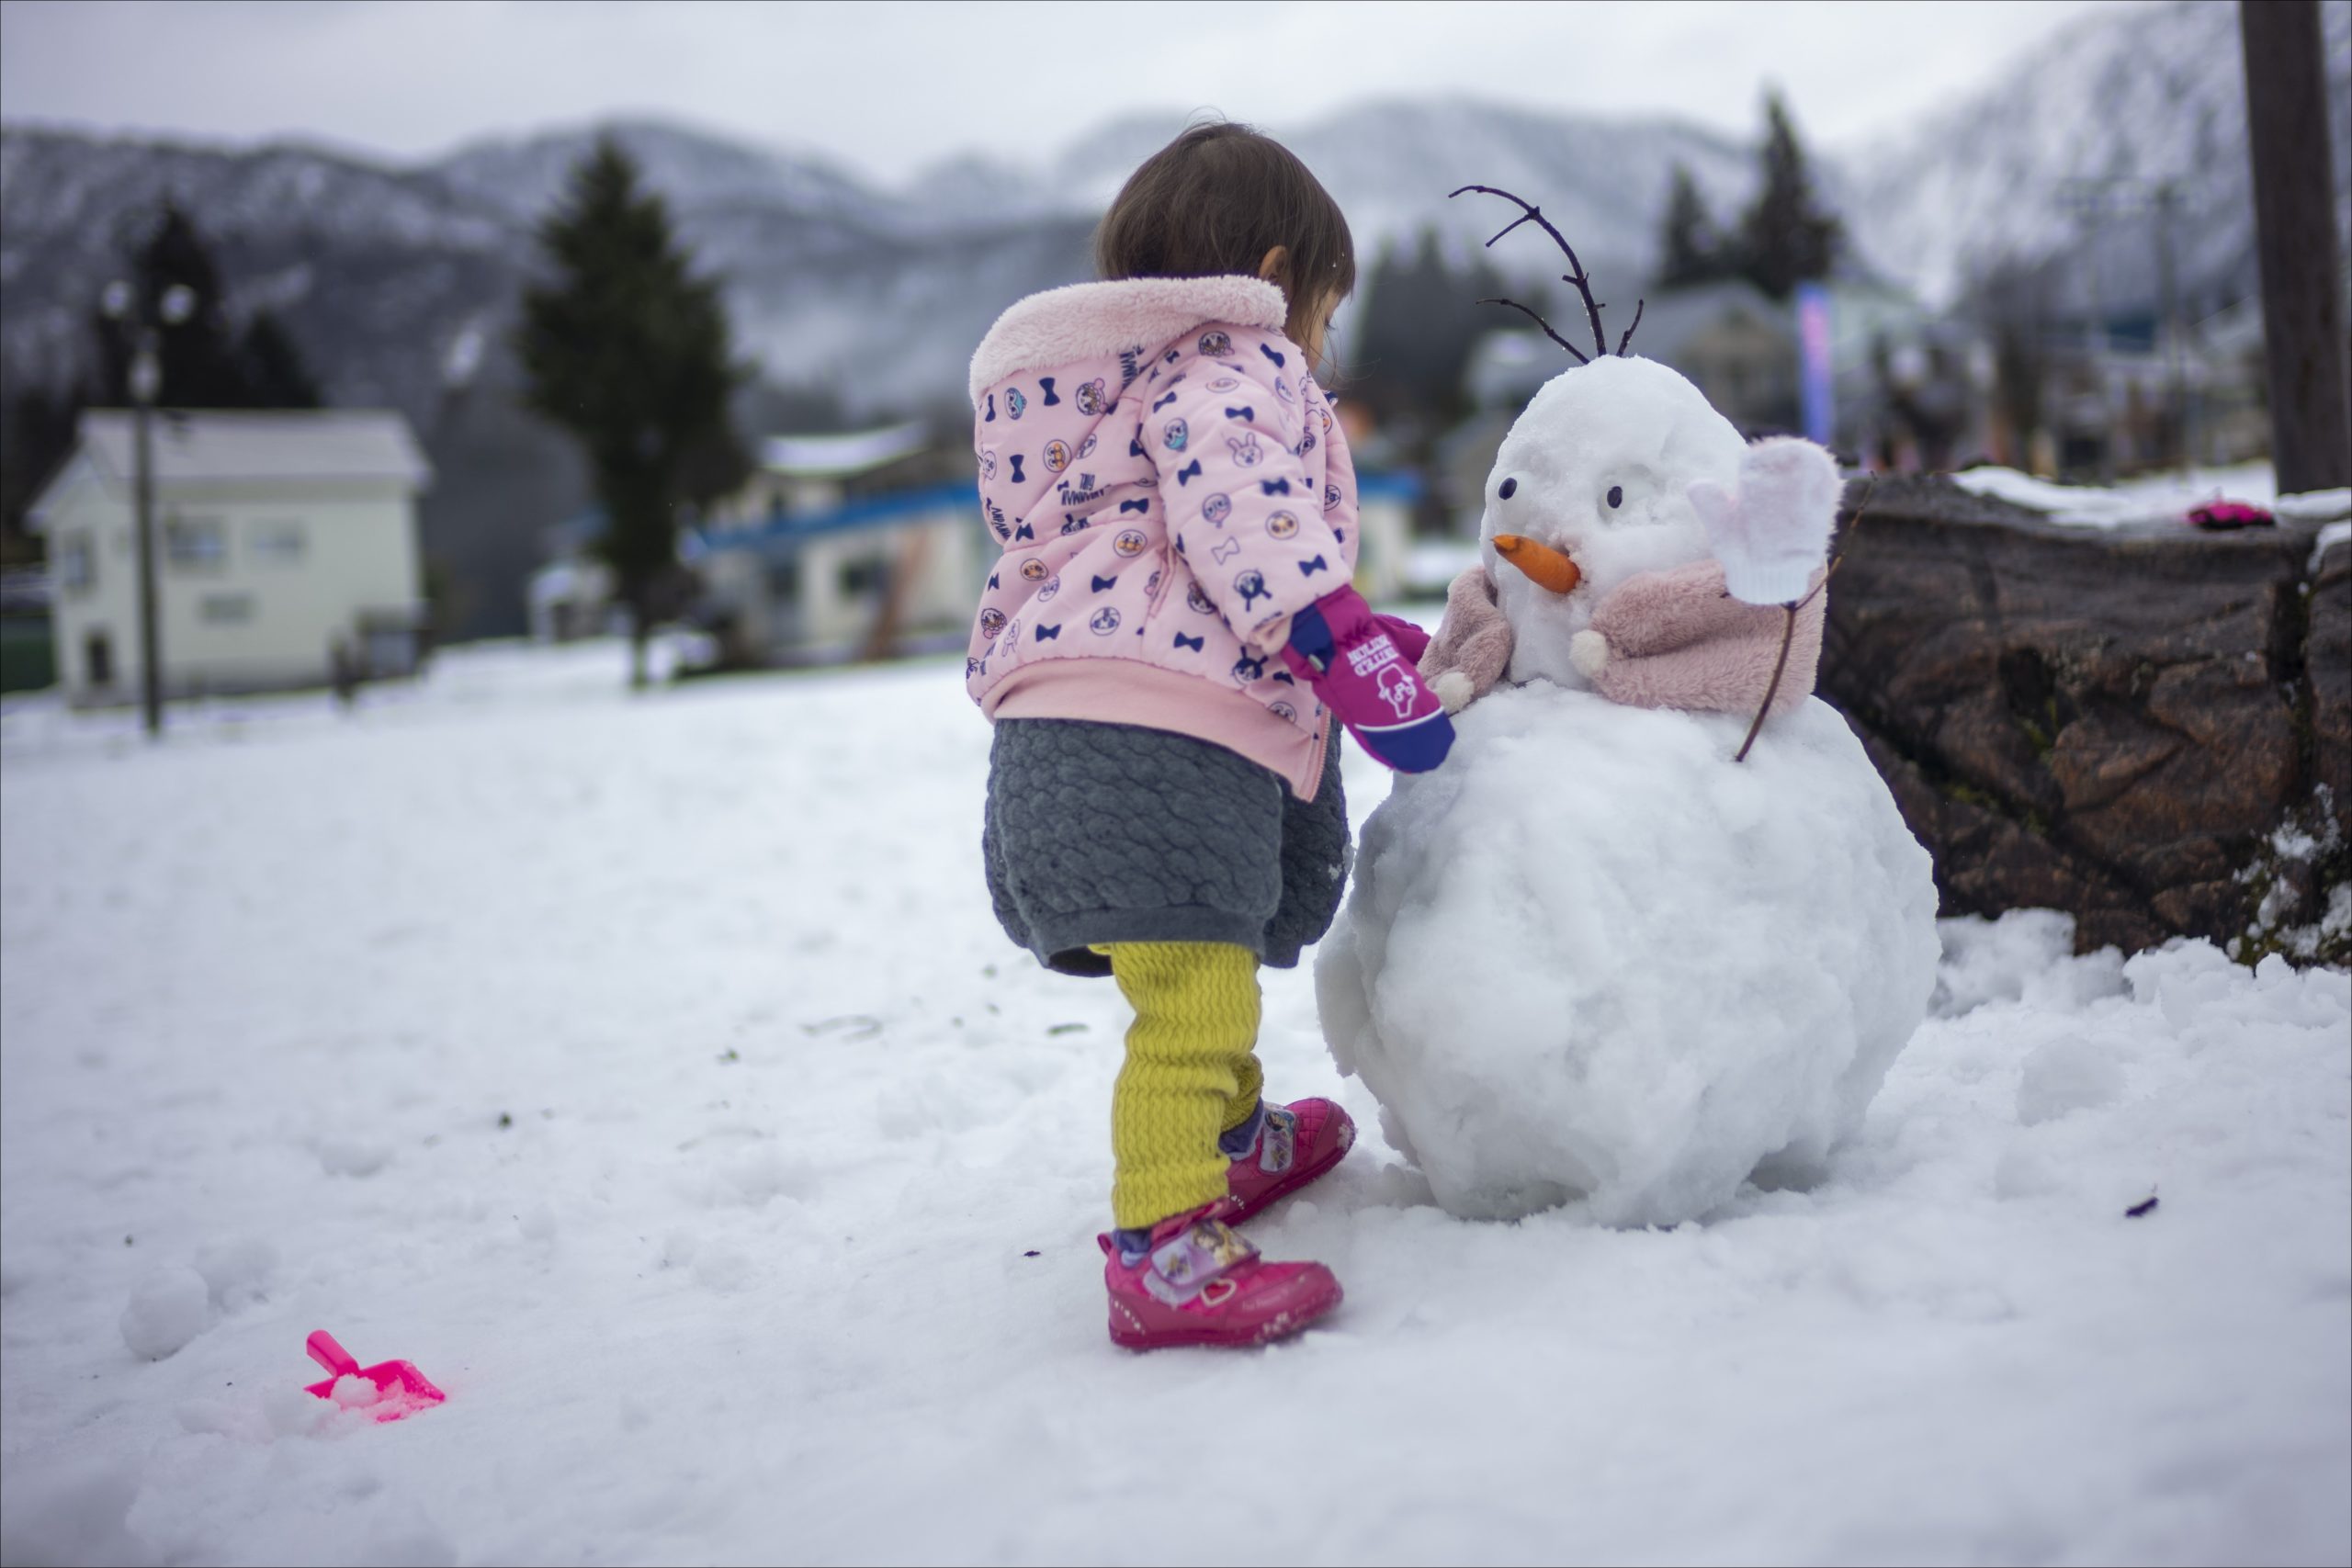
[983,718,1351,977]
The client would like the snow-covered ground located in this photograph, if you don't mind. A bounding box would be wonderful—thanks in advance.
[3,640,2346,1567]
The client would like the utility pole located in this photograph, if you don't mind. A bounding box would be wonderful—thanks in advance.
[2057,181,2119,482]
[100,276,194,739]
[2240,0,2350,494]
[2151,182,2192,472]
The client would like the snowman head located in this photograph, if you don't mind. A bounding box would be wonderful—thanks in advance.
[1448,184,1746,689]
[1480,356,1746,685]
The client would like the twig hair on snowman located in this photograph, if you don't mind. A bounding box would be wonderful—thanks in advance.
[1419,185,1845,756]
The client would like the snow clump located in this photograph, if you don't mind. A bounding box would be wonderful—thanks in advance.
[118,1266,210,1359]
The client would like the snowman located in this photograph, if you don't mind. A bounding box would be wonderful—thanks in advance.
[1315,187,1939,1227]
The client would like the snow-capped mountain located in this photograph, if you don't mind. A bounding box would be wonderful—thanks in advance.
[1840,0,2350,312]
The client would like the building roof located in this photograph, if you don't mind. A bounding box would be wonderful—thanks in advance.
[757,421,930,479]
[42,412,432,520]
[694,480,977,555]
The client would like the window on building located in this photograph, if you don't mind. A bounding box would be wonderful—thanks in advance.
[767,558,801,602]
[166,516,227,571]
[250,520,306,565]
[85,628,113,686]
[200,592,254,624]
[59,534,94,592]
[839,557,887,597]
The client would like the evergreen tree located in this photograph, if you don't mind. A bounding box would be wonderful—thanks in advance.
[1734,92,1843,300]
[88,205,325,411]
[0,379,87,561]
[92,204,253,408]
[1656,163,1726,289]
[238,310,322,408]
[514,139,747,688]
[1350,227,1507,429]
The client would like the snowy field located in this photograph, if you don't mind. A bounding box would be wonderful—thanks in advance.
[2,639,2346,1567]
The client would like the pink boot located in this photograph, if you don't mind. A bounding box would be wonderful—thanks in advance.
[1100,1203,1341,1350]
[1225,1100,1355,1224]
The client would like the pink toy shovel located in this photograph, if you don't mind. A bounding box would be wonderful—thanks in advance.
[304,1330,446,1423]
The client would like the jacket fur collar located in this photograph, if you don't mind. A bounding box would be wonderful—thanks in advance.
[967,275,1289,405]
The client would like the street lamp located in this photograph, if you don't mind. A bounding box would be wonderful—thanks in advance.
[99,277,195,739]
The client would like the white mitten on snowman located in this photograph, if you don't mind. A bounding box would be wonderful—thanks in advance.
[1686,436,1840,605]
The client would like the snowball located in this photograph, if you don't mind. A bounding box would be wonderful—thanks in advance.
[1317,684,1939,1225]
[119,1266,210,1359]
[2016,1039,2128,1125]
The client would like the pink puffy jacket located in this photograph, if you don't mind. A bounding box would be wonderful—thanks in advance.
[964,275,1359,798]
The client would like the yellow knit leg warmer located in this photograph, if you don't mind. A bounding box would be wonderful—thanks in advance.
[1102,942,1263,1230]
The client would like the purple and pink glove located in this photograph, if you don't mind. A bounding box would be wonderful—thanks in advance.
[1281,588,1453,773]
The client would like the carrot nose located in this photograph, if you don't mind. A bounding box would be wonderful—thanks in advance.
[1491,534,1582,594]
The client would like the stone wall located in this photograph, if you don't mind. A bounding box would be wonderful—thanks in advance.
[1818,475,2348,960]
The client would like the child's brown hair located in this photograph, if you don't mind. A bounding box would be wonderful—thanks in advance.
[1094,121,1356,346]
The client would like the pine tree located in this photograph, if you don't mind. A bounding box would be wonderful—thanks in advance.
[92,204,254,408]
[238,310,322,408]
[1656,163,1725,289]
[87,205,325,411]
[514,139,748,688]
[1735,92,1843,300]
[1351,227,1508,429]
[0,379,87,561]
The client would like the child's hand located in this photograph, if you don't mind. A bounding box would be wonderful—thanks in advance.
[1282,588,1454,772]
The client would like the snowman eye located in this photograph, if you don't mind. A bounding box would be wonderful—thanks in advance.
[1606,485,1623,509]
[1498,477,1518,500]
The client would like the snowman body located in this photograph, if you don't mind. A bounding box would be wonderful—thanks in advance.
[1317,358,1939,1226]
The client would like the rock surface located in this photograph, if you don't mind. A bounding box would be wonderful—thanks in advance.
[1820,476,2348,959]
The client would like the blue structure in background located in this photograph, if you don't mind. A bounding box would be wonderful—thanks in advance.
[1796,283,1835,447]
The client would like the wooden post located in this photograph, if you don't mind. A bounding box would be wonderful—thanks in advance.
[2240,0,2350,494]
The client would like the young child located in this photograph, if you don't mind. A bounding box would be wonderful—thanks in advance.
[964,123,1454,1350]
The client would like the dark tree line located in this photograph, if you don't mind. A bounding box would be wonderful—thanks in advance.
[1345,227,1510,432]
[1,204,323,559]
[1655,91,1843,299]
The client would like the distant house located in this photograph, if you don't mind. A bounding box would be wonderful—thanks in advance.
[689,494,978,669]
[679,421,979,667]
[28,411,433,705]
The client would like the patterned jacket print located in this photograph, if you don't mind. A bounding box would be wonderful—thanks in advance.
[963,275,1359,796]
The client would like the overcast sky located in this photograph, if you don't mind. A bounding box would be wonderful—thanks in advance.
[1,0,2145,185]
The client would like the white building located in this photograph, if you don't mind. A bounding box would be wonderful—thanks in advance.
[28,410,433,705]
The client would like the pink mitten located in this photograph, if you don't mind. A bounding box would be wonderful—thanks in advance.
[1687,436,1840,604]
[1282,588,1454,772]
[1374,613,1432,668]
